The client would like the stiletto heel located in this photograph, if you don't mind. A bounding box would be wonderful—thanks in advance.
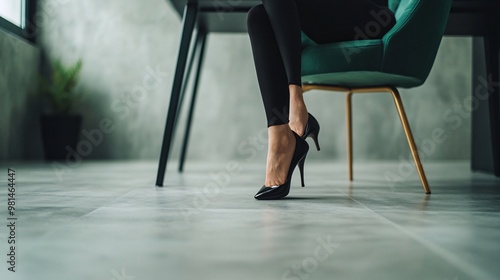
[298,156,306,187]
[254,132,309,200]
[310,134,320,151]
[303,113,321,151]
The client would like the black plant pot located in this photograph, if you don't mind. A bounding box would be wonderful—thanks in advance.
[40,114,82,160]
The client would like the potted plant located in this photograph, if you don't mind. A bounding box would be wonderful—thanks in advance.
[39,58,83,160]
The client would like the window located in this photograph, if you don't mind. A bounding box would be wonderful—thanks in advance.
[0,0,25,28]
[0,0,34,42]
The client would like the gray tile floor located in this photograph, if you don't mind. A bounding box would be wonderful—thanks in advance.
[0,160,499,280]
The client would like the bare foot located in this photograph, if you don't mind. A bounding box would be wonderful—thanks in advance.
[264,124,296,187]
[289,84,308,136]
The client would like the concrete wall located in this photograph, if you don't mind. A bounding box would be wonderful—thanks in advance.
[12,0,473,162]
[0,29,41,160]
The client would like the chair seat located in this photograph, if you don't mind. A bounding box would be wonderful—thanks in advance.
[301,39,423,88]
[302,71,423,88]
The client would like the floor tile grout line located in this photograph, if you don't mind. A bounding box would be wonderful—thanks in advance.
[18,186,145,251]
[341,190,495,280]
[65,186,148,224]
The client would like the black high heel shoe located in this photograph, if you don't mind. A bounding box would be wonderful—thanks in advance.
[254,132,309,200]
[303,113,321,151]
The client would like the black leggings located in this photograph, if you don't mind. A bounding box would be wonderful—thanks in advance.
[247,0,396,127]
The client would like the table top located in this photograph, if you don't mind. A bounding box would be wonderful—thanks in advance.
[167,0,259,32]
[166,0,500,33]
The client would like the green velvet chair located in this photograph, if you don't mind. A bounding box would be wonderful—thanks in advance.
[301,0,452,194]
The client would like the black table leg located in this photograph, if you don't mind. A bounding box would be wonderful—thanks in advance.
[156,3,198,186]
[471,38,494,173]
[179,30,208,172]
[484,20,500,176]
[174,30,201,131]
[484,14,500,177]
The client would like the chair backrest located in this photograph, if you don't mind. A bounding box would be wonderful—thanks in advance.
[382,0,452,84]
[388,0,402,13]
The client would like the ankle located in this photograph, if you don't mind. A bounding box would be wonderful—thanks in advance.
[278,128,294,146]
[289,86,307,116]
[289,84,303,97]
[268,125,295,149]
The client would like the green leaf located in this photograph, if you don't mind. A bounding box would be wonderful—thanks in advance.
[38,58,83,114]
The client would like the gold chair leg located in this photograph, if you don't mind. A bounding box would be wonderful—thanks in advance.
[388,88,431,194]
[346,92,353,181]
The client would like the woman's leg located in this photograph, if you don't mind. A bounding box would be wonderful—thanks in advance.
[247,4,292,127]
[247,1,396,186]
[260,0,308,137]
[253,0,396,136]
[247,5,297,187]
